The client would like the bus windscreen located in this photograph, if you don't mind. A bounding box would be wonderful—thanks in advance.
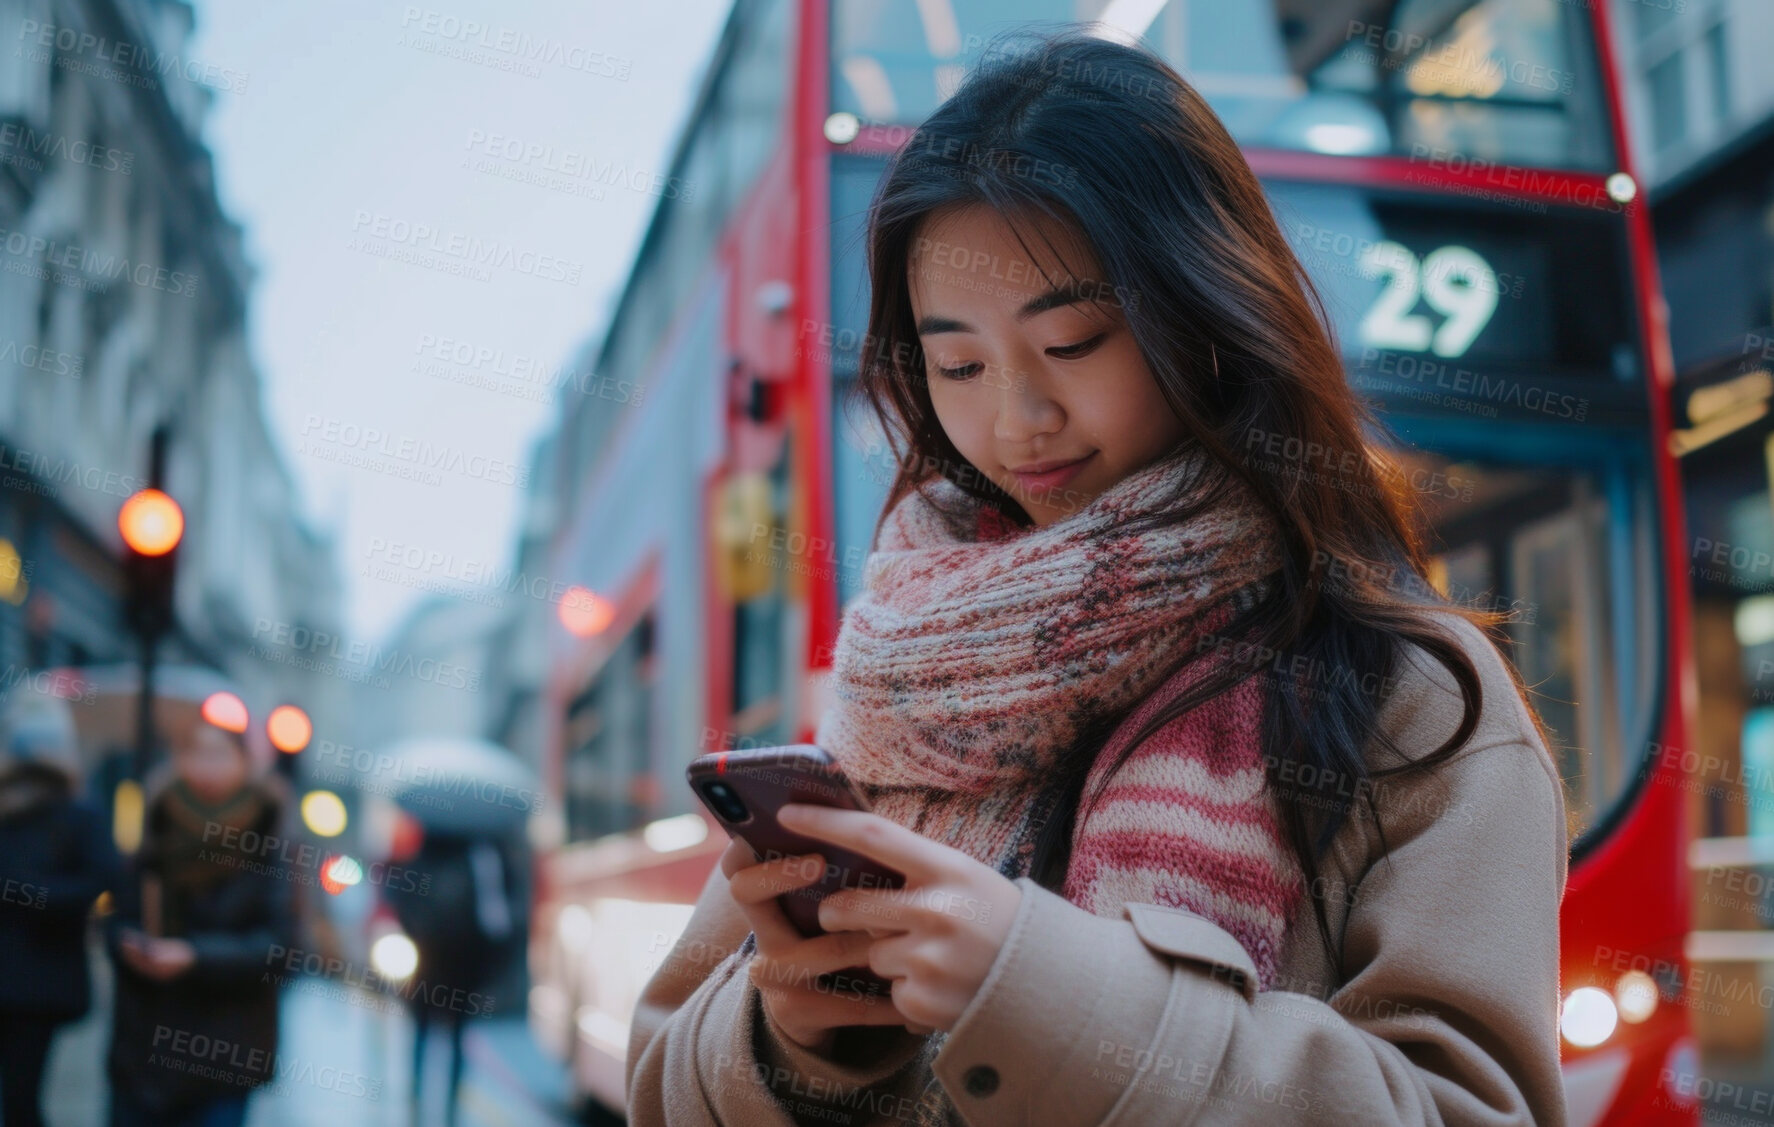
[832,0,1614,172]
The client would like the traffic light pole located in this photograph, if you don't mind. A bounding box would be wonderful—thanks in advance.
[134,624,157,785]
[130,426,171,788]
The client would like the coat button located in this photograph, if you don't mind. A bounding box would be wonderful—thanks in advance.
[963,1065,1000,1097]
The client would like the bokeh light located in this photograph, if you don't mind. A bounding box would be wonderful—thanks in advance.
[300,790,348,837]
[118,489,184,556]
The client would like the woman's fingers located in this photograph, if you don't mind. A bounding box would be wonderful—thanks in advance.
[718,836,757,879]
[726,850,827,905]
[728,850,827,953]
[751,964,910,1040]
[797,926,876,974]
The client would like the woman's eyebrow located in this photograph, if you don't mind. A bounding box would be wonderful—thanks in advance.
[915,284,1098,336]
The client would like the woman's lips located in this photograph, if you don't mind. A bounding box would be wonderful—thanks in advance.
[1008,451,1094,495]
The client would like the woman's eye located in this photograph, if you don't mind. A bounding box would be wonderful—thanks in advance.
[1046,332,1107,360]
[936,362,982,381]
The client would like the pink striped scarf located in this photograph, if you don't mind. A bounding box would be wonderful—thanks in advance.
[815,445,1303,990]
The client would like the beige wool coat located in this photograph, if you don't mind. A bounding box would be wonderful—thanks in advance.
[626,613,1570,1125]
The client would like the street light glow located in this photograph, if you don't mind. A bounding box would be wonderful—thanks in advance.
[371,933,419,980]
[267,704,313,753]
[201,691,250,734]
[301,790,348,837]
[558,585,614,637]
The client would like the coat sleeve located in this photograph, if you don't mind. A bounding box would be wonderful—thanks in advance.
[626,854,931,1126]
[184,857,299,988]
[928,740,1570,1127]
[38,801,120,917]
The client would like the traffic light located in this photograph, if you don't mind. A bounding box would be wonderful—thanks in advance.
[119,488,182,639]
[268,704,311,780]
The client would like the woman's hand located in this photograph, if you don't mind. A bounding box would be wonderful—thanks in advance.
[720,837,918,1056]
[118,932,196,981]
[776,803,1022,1034]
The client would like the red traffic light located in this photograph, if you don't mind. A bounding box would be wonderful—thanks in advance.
[119,490,183,556]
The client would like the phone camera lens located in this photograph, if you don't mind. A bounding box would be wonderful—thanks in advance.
[702,781,750,823]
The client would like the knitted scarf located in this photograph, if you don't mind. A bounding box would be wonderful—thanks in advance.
[809,444,1304,1126]
[148,779,275,937]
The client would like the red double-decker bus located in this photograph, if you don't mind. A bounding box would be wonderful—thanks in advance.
[526,2,1696,1122]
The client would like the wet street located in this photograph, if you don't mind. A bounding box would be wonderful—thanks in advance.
[42,942,580,1127]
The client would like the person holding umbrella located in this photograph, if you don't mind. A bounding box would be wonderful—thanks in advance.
[378,737,534,1127]
[383,828,515,1127]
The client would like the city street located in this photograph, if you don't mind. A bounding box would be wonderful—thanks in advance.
[41,942,578,1127]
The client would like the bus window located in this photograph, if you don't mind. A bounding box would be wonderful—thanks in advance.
[1394,449,1659,841]
[563,618,657,842]
[831,0,1613,171]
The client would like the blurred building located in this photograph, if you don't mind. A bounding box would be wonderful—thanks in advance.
[349,593,505,755]
[0,0,343,769]
[480,429,560,776]
[1611,0,1774,1079]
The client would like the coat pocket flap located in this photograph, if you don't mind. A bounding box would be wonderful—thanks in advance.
[1123,902,1259,1003]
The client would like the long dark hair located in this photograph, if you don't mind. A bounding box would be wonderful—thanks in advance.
[846,28,1550,969]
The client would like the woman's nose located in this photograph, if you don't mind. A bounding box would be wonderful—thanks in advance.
[990,364,1063,442]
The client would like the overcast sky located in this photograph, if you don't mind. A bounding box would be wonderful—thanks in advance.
[188,0,731,642]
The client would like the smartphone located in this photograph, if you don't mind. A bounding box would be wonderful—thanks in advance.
[687,745,903,999]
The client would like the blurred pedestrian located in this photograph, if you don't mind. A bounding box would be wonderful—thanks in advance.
[105,716,294,1127]
[385,828,514,1127]
[0,695,119,1127]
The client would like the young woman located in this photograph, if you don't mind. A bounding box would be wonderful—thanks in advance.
[106,717,295,1127]
[629,28,1568,1127]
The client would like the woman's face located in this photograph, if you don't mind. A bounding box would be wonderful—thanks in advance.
[907,203,1189,527]
[176,723,249,802]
